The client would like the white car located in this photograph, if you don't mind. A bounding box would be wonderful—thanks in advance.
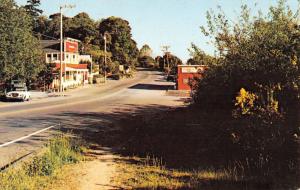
[6,87,30,101]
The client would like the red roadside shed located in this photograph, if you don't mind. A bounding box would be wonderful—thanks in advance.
[177,65,207,91]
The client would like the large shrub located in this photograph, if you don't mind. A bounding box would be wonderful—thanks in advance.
[192,0,300,176]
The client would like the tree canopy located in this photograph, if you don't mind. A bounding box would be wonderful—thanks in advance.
[187,43,216,65]
[156,53,182,74]
[139,44,153,57]
[34,13,139,71]
[24,0,43,18]
[0,0,44,84]
[98,17,139,67]
[195,1,300,111]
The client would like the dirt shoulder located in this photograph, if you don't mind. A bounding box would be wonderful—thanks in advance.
[48,72,185,190]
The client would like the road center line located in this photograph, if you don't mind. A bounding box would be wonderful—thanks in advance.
[0,125,57,148]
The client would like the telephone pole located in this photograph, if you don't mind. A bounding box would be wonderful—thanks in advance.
[103,32,107,83]
[59,4,75,92]
[161,45,170,74]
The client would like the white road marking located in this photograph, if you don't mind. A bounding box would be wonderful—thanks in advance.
[0,125,57,148]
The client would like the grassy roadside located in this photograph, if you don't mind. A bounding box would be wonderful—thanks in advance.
[113,156,239,190]
[0,134,85,190]
[104,105,299,190]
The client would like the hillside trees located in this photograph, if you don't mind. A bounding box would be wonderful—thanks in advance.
[0,0,44,85]
[34,14,139,72]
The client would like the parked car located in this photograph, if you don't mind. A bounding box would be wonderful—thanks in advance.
[5,81,30,101]
[6,87,30,101]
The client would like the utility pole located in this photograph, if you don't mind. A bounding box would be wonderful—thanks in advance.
[103,33,107,83]
[161,45,170,74]
[59,4,75,92]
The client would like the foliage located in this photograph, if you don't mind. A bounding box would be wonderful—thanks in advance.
[34,13,139,74]
[0,134,84,190]
[138,44,154,68]
[65,12,98,44]
[36,63,54,90]
[192,0,300,178]
[115,106,298,188]
[0,0,45,86]
[156,53,183,74]
[24,0,42,18]
[187,43,217,65]
[98,17,139,67]
[139,44,153,57]
[138,56,155,68]
[195,0,300,112]
[234,88,257,115]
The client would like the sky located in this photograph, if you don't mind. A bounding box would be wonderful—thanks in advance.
[15,0,299,62]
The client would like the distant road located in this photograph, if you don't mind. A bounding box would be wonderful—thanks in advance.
[0,69,182,168]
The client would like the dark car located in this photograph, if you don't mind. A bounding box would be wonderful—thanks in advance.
[166,75,176,82]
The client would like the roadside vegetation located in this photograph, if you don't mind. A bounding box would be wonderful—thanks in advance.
[113,156,239,190]
[108,1,300,189]
[0,134,84,190]
[0,0,46,91]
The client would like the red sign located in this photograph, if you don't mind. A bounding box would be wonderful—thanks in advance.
[65,41,78,53]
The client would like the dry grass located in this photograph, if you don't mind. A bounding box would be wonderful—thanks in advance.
[113,156,237,190]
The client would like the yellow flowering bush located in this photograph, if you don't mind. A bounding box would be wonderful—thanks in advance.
[235,88,257,115]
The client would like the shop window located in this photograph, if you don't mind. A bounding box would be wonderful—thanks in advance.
[46,54,51,62]
[53,54,58,61]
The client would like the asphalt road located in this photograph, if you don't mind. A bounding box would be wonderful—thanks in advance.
[0,69,182,168]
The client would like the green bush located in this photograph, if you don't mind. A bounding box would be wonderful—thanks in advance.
[0,134,84,189]
[192,0,300,178]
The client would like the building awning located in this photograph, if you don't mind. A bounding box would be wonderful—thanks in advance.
[54,63,89,72]
[65,67,88,72]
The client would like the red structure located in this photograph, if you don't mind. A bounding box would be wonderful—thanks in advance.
[177,65,207,91]
[65,40,79,53]
[41,38,91,90]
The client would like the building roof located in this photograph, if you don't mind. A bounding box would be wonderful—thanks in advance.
[178,65,207,67]
[40,38,81,53]
[41,40,60,52]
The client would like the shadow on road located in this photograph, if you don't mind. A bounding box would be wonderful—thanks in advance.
[129,83,174,91]
[20,102,299,190]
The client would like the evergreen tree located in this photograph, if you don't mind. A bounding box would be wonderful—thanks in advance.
[24,0,43,18]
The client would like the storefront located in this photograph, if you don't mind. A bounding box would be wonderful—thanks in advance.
[41,38,92,91]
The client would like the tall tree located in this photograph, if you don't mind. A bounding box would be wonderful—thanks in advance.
[138,44,154,67]
[65,12,98,44]
[0,0,44,84]
[24,0,43,18]
[98,17,139,67]
[139,44,153,57]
